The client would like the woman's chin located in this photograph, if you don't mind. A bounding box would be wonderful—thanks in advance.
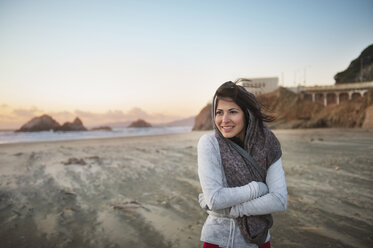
[221,132,235,139]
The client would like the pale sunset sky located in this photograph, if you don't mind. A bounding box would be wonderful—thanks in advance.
[0,0,373,129]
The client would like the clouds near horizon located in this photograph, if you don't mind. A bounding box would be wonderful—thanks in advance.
[0,105,189,129]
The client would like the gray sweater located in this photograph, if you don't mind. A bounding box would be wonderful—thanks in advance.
[198,134,288,248]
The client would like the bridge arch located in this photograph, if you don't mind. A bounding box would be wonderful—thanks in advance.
[352,92,361,99]
[339,92,349,103]
[327,93,336,105]
[297,81,373,106]
[315,93,324,104]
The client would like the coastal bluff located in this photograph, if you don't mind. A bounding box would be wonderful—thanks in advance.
[192,104,212,131]
[258,87,373,128]
[192,87,373,130]
[16,115,87,132]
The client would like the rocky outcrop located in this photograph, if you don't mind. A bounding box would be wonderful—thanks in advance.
[192,103,213,131]
[335,44,373,84]
[127,119,152,128]
[55,118,87,131]
[16,114,61,132]
[17,115,88,132]
[91,126,112,131]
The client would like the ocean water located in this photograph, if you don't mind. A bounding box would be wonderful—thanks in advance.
[0,126,192,144]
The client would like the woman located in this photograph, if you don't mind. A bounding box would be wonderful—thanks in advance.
[197,80,287,248]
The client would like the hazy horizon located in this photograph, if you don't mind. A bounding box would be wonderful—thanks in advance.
[1,0,373,129]
[0,105,197,130]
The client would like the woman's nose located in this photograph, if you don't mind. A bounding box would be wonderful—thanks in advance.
[222,114,230,123]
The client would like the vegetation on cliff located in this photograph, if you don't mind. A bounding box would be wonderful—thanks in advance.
[334,44,373,84]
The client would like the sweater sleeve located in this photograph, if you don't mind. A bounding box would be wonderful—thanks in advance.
[198,134,263,211]
[230,158,288,217]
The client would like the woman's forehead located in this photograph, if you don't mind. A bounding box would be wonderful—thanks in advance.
[216,98,241,109]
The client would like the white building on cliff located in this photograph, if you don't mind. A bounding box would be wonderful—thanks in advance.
[237,77,279,95]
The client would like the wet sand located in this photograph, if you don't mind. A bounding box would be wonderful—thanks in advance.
[0,129,372,248]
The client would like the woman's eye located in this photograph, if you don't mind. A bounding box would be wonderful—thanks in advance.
[230,110,238,114]
[216,111,223,115]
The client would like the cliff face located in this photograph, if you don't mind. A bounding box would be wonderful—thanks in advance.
[362,105,373,128]
[258,88,373,129]
[192,103,213,131]
[334,44,373,84]
[192,88,373,130]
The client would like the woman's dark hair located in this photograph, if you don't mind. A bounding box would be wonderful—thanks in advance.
[213,79,275,128]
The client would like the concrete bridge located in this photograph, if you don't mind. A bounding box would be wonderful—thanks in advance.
[292,81,373,106]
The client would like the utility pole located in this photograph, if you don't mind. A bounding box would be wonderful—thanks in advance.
[360,57,363,82]
[304,67,306,86]
[281,72,284,86]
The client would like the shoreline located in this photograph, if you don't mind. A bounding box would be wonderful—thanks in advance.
[2,127,372,146]
[0,126,193,146]
[0,130,201,147]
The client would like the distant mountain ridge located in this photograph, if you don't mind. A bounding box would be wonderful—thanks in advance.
[153,116,195,127]
[102,116,195,128]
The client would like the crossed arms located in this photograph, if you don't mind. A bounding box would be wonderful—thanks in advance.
[197,134,287,217]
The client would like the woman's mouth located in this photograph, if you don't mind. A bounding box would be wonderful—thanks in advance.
[221,126,234,131]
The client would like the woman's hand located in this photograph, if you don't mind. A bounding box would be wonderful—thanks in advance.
[257,182,269,196]
[198,193,209,210]
[229,158,288,218]
[198,181,267,211]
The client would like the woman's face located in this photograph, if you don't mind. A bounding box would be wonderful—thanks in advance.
[215,98,246,141]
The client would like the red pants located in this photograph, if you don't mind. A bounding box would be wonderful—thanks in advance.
[203,241,270,248]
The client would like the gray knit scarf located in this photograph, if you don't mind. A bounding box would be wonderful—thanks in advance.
[212,95,282,246]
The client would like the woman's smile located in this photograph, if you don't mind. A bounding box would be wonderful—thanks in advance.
[221,125,234,131]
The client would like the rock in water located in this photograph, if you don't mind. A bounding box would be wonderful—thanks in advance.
[91,126,112,131]
[55,117,87,131]
[128,119,152,128]
[16,114,61,132]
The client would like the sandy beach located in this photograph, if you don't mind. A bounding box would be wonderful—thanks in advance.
[0,129,372,248]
